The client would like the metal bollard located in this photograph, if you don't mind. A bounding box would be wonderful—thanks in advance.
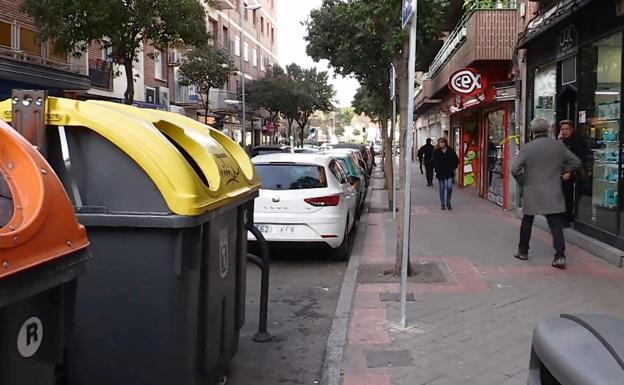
[246,224,273,342]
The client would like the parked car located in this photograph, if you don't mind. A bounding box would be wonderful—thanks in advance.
[250,153,357,260]
[294,147,317,154]
[330,148,369,186]
[251,145,294,157]
[325,150,367,218]
[333,143,372,174]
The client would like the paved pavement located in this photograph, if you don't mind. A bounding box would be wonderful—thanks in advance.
[227,243,349,385]
[337,163,624,385]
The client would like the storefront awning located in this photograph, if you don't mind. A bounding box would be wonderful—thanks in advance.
[516,0,593,49]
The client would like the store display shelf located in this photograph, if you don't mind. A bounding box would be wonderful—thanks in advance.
[595,179,619,184]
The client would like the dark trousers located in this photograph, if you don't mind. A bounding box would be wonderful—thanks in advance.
[519,213,566,258]
[562,180,576,223]
[425,164,434,186]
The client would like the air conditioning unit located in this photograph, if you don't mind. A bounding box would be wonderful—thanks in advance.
[168,50,183,66]
[146,87,156,104]
[157,87,170,107]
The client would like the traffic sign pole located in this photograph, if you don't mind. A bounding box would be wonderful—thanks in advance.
[400,0,417,329]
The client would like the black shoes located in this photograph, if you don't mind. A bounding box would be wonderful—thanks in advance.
[441,205,446,211]
[447,204,452,211]
[514,251,528,261]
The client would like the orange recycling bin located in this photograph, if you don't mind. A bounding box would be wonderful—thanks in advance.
[0,119,89,385]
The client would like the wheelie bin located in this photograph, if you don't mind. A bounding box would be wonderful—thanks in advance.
[528,313,624,385]
[0,96,260,385]
[0,119,90,385]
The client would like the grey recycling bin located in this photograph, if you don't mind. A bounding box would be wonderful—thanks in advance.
[0,119,90,385]
[21,99,260,385]
[529,313,624,385]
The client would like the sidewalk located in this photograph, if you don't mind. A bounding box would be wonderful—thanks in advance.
[337,164,624,385]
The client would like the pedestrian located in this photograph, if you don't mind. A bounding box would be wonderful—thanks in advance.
[558,119,589,227]
[512,118,581,269]
[432,138,459,211]
[417,138,435,186]
[370,142,376,166]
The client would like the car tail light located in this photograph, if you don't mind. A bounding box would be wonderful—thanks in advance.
[304,195,340,207]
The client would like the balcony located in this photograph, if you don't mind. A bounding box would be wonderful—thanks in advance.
[208,89,239,114]
[0,45,90,90]
[89,59,113,90]
[419,0,521,99]
[174,83,201,105]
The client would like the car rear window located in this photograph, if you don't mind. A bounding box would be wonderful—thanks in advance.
[255,164,328,190]
[337,158,350,173]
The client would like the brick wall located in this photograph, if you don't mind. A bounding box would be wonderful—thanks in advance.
[0,0,36,27]
[143,43,168,89]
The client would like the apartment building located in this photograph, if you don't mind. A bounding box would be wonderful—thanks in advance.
[171,0,280,141]
[0,0,90,99]
[414,0,523,210]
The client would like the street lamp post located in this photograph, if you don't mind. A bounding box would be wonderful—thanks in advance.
[239,2,262,151]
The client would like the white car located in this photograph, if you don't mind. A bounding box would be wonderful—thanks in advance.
[250,153,358,260]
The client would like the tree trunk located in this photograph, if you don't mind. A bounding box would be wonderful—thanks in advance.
[380,118,393,207]
[394,46,414,276]
[123,58,135,105]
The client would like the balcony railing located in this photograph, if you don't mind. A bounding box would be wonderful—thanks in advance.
[424,0,519,79]
[209,89,238,113]
[175,83,201,105]
[0,45,81,73]
[89,59,113,89]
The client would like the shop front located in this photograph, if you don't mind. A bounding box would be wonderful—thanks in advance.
[519,0,624,248]
[447,66,516,209]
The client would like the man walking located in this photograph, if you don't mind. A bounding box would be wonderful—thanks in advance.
[559,119,588,226]
[512,118,581,269]
[432,138,459,210]
[417,138,435,186]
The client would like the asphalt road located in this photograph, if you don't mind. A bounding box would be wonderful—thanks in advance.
[226,243,349,385]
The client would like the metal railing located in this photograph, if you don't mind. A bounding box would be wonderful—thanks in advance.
[174,83,201,104]
[0,45,84,74]
[209,89,239,112]
[424,0,519,79]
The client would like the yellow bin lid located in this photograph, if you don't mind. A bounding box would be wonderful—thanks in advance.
[0,97,259,216]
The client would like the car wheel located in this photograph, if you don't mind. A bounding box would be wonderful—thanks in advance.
[330,220,350,261]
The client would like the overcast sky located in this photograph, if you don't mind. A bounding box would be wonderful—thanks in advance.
[277,0,360,107]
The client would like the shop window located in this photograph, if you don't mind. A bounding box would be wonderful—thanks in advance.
[0,21,11,48]
[486,109,506,206]
[576,32,622,235]
[19,27,41,56]
[532,62,557,133]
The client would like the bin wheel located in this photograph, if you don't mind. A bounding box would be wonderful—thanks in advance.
[330,221,350,261]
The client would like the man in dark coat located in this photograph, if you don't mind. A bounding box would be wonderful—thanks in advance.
[559,120,589,226]
[417,138,435,186]
[512,118,581,269]
[432,138,459,210]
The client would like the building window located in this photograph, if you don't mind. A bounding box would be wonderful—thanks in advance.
[0,21,11,48]
[48,41,67,62]
[261,17,264,34]
[244,42,249,62]
[253,10,257,26]
[271,27,275,44]
[260,53,265,71]
[253,48,257,67]
[208,19,218,46]
[154,49,163,80]
[19,27,41,55]
[222,26,229,51]
[235,35,241,56]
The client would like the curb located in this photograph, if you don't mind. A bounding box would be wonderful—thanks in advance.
[320,188,372,385]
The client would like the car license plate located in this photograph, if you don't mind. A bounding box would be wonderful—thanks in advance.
[257,225,295,234]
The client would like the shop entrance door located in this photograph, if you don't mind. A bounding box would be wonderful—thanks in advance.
[486,109,506,206]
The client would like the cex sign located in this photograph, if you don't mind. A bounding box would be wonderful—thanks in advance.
[448,68,487,97]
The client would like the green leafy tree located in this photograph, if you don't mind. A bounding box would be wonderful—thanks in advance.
[286,64,335,147]
[338,107,355,128]
[306,0,448,275]
[178,46,236,125]
[22,0,217,104]
[247,65,292,123]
